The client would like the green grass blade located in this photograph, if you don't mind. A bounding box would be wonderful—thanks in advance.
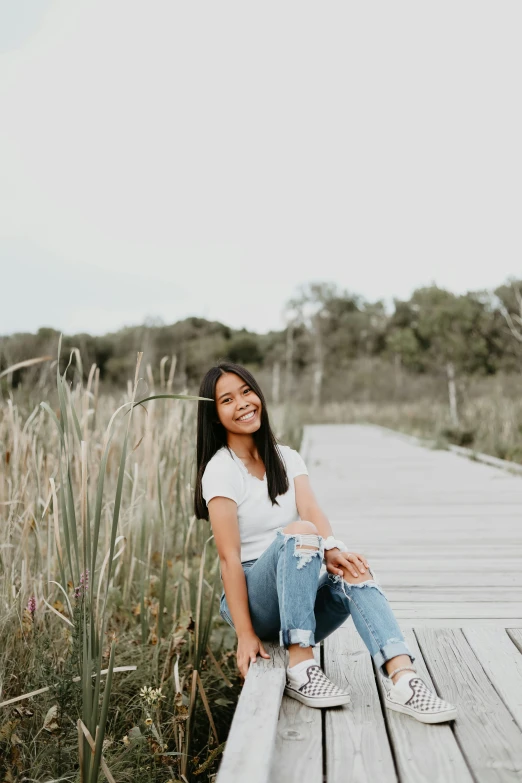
[104,427,128,596]
[65,463,81,583]
[81,607,92,782]
[156,467,167,644]
[91,641,116,781]
[39,402,65,443]
[58,462,76,586]
[132,393,214,406]
[201,555,220,662]
[139,513,147,646]
[69,394,83,445]
[90,434,114,592]
[194,535,214,671]
[56,371,69,441]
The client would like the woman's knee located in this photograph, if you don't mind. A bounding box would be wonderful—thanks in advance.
[280,521,321,561]
[282,520,319,537]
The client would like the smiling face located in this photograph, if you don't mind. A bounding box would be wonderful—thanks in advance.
[214,372,263,435]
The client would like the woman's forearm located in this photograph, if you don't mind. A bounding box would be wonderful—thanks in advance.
[302,504,335,541]
[221,559,255,637]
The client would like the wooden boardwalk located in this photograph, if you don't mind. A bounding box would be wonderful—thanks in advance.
[216,424,522,783]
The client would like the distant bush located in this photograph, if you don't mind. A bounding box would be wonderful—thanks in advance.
[226,334,262,365]
[440,427,476,447]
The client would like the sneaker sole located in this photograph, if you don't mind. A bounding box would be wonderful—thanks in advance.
[284,685,351,709]
[385,696,457,723]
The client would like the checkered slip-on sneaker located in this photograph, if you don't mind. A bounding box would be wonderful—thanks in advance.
[285,664,351,709]
[384,672,457,724]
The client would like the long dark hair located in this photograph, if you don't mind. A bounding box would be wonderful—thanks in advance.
[193,361,289,520]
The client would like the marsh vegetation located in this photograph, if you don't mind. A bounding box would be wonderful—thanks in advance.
[3,279,522,779]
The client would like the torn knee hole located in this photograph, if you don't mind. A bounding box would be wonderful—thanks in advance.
[291,533,322,568]
[331,572,388,600]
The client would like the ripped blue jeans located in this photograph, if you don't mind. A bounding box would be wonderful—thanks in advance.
[219,528,415,680]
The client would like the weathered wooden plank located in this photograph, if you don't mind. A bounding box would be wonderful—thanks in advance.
[352,540,522,550]
[462,626,522,733]
[269,645,322,783]
[415,627,522,781]
[385,618,522,628]
[349,526,522,535]
[364,560,522,572]
[350,542,522,550]
[352,554,521,568]
[373,587,522,601]
[367,574,522,587]
[333,512,520,522]
[323,623,397,783]
[372,626,473,783]
[329,495,522,502]
[320,496,522,506]
[216,642,286,783]
[391,603,522,619]
[507,628,522,652]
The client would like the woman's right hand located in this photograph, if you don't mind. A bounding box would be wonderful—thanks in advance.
[236,631,271,679]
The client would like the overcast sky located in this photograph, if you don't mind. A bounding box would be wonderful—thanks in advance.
[1,1,521,337]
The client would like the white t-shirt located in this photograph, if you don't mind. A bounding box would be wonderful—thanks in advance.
[201,444,309,562]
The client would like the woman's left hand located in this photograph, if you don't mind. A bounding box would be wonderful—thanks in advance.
[324,548,369,579]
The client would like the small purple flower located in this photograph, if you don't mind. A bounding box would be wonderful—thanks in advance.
[80,569,89,590]
[74,569,90,600]
[27,595,36,615]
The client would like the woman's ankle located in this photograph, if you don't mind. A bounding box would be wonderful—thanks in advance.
[391,668,416,684]
[288,644,315,668]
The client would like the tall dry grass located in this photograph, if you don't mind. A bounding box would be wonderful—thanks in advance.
[0,341,246,782]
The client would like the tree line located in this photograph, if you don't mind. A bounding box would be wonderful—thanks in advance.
[2,279,522,420]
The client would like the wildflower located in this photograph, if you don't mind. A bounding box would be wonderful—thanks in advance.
[80,569,89,591]
[27,596,36,615]
[145,716,153,726]
[139,685,166,706]
[74,569,90,600]
[122,735,130,746]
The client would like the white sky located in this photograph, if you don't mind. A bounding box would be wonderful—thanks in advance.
[1,1,521,336]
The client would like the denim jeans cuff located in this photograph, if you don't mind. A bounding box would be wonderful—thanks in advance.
[373,638,416,679]
[279,628,316,648]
